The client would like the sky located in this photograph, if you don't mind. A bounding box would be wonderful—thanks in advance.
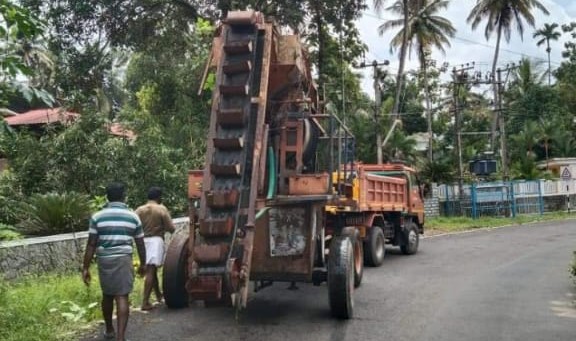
[355,0,576,97]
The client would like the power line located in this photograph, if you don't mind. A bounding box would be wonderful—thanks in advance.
[452,36,562,65]
[361,11,564,66]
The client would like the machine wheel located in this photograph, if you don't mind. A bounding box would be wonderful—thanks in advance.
[400,221,420,255]
[328,236,354,319]
[163,234,189,308]
[363,226,385,267]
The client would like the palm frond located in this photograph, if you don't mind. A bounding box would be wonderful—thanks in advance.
[17,192,91,236]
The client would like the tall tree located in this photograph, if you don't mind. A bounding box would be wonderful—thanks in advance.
[306,0,367,88]
[0,0,54,107]
[467,0,549,150]
[377,0,455,162]
[538,117,556,169]
[374,0,409,124]
[533,23,561,85]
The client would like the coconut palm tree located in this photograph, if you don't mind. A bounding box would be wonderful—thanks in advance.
[382,129,418,164]
[374,0,409,123]
[377,0,455,162]
[510,121,539,157]
[551,129,576,158]
[467,0,549,148]
[509,58,543,96]
[533,23,561,86]
[538,117,556,170]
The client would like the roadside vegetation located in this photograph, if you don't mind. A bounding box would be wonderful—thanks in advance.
[426,212,576,234]
[0,270,145,341]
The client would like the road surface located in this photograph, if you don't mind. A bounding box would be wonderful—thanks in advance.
[80,220,576,341]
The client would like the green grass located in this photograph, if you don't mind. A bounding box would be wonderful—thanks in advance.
[426,211,576,234]
[0,269,145,341]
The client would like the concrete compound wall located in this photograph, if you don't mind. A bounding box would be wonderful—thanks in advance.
[0,217,189,281]
[424,197,440,218]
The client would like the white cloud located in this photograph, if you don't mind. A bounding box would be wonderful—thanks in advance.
[356,0,576,98]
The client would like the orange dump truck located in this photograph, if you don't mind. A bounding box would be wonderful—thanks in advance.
[326,163,425,272]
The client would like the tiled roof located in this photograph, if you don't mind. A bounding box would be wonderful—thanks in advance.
[3,108,135,140]
[4,108,78,126]
[108,122,135,139]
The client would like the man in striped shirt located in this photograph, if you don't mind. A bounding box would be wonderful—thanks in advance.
[82,182,146,341]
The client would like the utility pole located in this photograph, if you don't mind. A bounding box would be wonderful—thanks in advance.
[452,64,474,197]
[496,64,519,181]
[422,50,435,163]
[358,60,390,164]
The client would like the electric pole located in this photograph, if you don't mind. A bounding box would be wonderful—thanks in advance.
[423,50,434,163]
[496,64,519,181]
[452,64,475,197]
[358,60,390,164]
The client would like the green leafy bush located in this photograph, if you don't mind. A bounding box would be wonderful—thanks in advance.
[49,300,99,323]
[17,192,91,236]
[0,170,23,225]
[0,223,21,241]
[89,195,107,213]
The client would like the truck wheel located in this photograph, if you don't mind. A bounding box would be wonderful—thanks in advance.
[352,235,364,288]
[341,227,363,288]
[328,236,354,319]
[400,222,420,255]
[364,226,385,267]
[163,234,189,308]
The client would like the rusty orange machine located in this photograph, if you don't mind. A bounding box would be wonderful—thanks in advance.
[162,10,424,319]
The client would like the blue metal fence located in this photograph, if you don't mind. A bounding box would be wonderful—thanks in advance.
[439,180,544,219]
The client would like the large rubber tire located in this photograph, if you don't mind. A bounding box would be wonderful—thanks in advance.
[163,234,189,309]
[342,228,364,288]
[328,236,354,319]
[352,236,364,288]
[400,222,420,255]
[363,226,385,267]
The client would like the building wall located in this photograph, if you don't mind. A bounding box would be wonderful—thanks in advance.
[0,217,189,281]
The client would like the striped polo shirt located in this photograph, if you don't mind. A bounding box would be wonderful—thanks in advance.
[88,202,144,258]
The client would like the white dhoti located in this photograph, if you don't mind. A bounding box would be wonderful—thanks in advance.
[144,236,165,266]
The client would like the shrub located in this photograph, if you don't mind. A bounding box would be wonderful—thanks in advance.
[0,170,23,225]
[89,195,107,213]
[17,192,91,236]
[0,223,21,241]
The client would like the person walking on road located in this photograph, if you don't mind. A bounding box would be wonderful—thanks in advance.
[135,186,175,311]
[82,182,146,341]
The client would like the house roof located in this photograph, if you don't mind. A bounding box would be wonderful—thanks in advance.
[108,122,135,139]
[536,158,576,169]
[3,107,135,140]
[4,108,79,126]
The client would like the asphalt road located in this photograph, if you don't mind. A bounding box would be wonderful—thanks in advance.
[81,221,576,341]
